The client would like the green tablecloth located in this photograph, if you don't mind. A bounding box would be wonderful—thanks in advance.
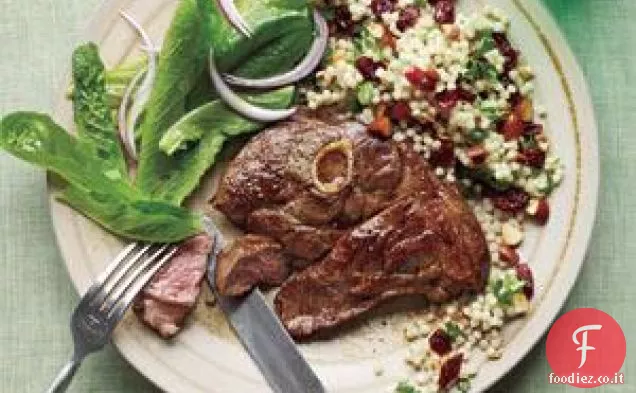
[1,0,634,391]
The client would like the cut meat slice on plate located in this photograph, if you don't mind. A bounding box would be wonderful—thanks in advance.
[135,234,214,338]
[215,234,291,296]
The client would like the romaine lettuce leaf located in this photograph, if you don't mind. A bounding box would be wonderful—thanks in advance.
[150,87,294,204]
[72,43,128,179]
[160,87,295,155]
[57,185,202,243]
[137,0,312,204]
[1,112,202,242]
[136,0,210,199]
[1,112,128,193]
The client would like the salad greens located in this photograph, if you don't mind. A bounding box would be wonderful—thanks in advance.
[160,87,295,156]
[0,112,202,242]
[56,185,203,243]
[1,0,314,242]
[204,0,313,77]
[137,0,312,203]
[136,0,210,199]
[151,87,295,204]
[356,82,375,106]
[72,43,128,179]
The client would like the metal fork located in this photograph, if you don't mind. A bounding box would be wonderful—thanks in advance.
[45,243,179,393]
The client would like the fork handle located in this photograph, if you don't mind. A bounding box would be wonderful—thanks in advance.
[45,359,82,393]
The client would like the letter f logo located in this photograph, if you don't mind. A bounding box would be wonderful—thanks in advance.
[572,325,602,368]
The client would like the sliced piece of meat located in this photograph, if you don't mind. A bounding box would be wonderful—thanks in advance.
[135,298,192,338]
[135,234,213,338]
[275,189,489,339]
[215,235,290,296]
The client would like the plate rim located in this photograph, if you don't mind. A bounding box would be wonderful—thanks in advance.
[46,0,600,392]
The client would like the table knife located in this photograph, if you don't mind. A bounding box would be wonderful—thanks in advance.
[203,218,326,393]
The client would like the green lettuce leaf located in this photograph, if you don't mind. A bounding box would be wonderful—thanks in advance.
[136,0,210,199]
[1,112,128,193]
[1,112,202,242]
[138,0,312,203]
[148,87,295,204]
[72,43,128,178]
[160,87,295,155]
[57,185,202,243]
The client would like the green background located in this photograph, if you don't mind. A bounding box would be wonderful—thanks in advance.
[0,0,633,391]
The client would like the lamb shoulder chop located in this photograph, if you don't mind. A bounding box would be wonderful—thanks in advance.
[213,114,489,337]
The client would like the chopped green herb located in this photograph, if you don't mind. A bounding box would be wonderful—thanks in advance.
[474,30,495,57]
[395,381,420,393]
[357,82,376,106]
[464,59,499,82]
[467,128,488,143]
[457,377,472,392]
[444,321,463,341]
[519,134,538,150]
[354,26,382,60]
[491,273,526,305]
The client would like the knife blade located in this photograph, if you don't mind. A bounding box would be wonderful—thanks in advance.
[203,218,326,393]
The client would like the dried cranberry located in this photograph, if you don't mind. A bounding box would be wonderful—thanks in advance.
[431,0,456,24]
[405,67,439,91]
[499,245,520,266]
[436,88,475,117]
[466,145,488,165]
[500,112,524,141]
[516,148,546,168]
[493,32,519,72]
[533,198,550,225]
[439,353,463,390]
[390,101,412,122]
[508,92,522,107]
[429,329,453,356]
[429,138,455,167]
[516,263,534,300]
[355,56,384,81]
[332,6,355,35]
[397,5,420,31]
[371,0,395,17]
[491,188,529,213]
[523,122,543,135]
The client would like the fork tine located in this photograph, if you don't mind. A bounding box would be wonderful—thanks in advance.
[108,245,180,321]
[88,243,152,308]
[100,244,153,295]
[94,243,139,286]
[76,243,141,309]
[105,244,171,307]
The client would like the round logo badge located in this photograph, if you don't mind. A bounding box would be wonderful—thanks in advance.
[546,308,626,388]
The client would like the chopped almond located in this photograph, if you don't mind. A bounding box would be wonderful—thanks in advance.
[515,97,534,122]
[380,25,397,50]
[441,24,460,40]
[367,105,392,138]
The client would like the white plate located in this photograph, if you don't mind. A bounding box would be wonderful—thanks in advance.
[48,0,599,392]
